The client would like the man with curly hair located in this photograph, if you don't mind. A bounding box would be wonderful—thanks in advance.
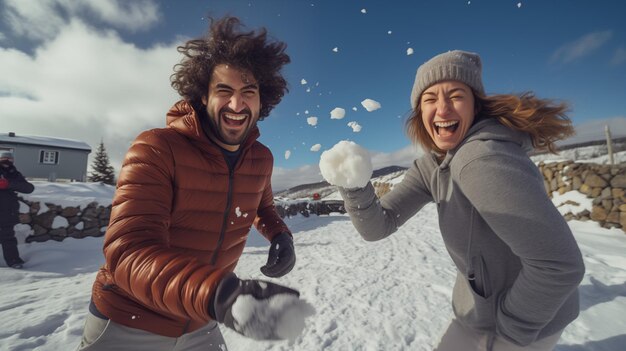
[77,16,311,351]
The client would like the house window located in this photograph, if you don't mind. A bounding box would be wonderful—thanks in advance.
[39,150,60,165]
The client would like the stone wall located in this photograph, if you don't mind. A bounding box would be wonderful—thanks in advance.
[17,197,111,242]
[538,161,626,231]
[17,160,624,243]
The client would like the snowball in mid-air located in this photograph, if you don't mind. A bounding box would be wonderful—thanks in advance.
[307,116,318,126]
[300,78,307,85]
[361,8,367,14]
[407,48,414,56]
[310,144,322,152]
[231,294,316,341]
[332,47,339,52]
[330,107,346,119]
[361,99,381,112]
[319,140,372,188]
[285,150,291,160]
[347,121,362,132]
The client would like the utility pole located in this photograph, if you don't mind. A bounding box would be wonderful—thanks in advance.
[605,125,614,165]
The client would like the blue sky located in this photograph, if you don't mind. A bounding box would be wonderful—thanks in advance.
[1,0,625,190]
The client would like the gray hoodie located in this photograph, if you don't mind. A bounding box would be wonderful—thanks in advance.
[339,118,585,346]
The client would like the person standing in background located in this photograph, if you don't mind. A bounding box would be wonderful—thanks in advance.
[0,150,34,269]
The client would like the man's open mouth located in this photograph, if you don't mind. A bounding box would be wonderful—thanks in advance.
[223,112,248,127]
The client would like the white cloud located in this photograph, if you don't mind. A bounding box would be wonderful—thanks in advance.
[551,30,613,64]
[310,144,322,152]
[611,47,626,66]
[361,99,381,112]
[2,0,160,41]
[271,164,324,191]
[330,107,346,119]
[307,116,318,126]
[0,17,180,175]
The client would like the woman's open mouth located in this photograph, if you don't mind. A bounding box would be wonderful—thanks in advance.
[434,120,459,137]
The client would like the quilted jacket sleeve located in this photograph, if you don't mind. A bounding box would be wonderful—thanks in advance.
[253,153,291,241]
[103,129,228,322]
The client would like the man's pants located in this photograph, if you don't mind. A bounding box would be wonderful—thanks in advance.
[0,224,21,266]
[434,319,563,351]
[77,311,229,351]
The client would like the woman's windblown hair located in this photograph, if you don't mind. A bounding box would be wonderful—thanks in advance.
[170,16,290,120]
[406,91,575,154]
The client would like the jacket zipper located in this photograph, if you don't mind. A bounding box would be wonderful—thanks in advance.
[210,168,235,265]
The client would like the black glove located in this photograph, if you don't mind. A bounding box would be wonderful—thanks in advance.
[260,232,296,278]
[210,272,305,340]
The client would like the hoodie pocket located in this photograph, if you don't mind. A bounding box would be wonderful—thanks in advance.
[469,255,492,299]
[452,256,496,331]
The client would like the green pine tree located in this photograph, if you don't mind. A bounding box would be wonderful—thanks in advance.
[89,140,116,185]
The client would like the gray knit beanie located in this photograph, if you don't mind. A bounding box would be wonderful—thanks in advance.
[410,50,484,109]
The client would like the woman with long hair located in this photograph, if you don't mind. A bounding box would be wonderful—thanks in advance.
[333,50,585,350]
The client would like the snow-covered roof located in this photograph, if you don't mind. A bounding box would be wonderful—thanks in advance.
[0,132,91,152]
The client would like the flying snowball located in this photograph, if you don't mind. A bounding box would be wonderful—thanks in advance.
[300,78,307,85]
[347,121,362,132]
[352,107,357,111]
[387,30,392,34]
[306,87,311,93]
[319,140,373,188]
[361,99,381,112]
[310,144,322,152]
[517,2,522,8]
[330,107,346,119]
[285,150,291,160]
[361,8,367,14]
[332,47,339,52]
[407,48,414,56]
[307,116,318,126]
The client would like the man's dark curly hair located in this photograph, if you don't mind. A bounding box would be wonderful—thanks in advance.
[170,16,290,120]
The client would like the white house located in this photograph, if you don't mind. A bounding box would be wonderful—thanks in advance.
[0,132,91,182]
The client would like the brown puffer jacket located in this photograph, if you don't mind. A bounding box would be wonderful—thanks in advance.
[91,100,290,337]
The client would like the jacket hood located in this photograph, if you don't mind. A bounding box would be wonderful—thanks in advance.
[165,100,260,149]
[439,117,533,169]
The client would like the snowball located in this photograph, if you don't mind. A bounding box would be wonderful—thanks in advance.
[332,47,338,52]
[235,207,242,217]
[231,294,316,341]
[347,121,362,132]
[319,140,373,188]
[300,79,307,85]
[352,107,357,111]
[387,30,392,34]
[310,144,322,152]
[307,116,318,126]
[407,48,414,56]
[306,87,311,93]
[330,107,346,120]
[285,150,291,160]
[361,99,381,112]
[305,110,309,114]
[517,2,522,8]
[361,8,367,13]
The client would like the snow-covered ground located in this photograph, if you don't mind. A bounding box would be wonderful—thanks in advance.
[1,182,626,350]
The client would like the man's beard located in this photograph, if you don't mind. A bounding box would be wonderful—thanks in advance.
[204,107,255,146]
